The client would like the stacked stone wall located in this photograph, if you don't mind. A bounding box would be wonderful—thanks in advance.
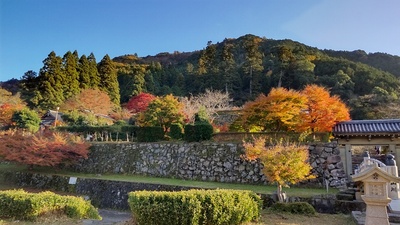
[3,172,363,212]
[72,141,347,188]
[308,142,348,188]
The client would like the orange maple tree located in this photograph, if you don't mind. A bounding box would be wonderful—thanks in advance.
[240,88,307,131]
[298,84,350,132]
[0,130,89,168]
[61,89,115,115]
[0,103,25,127]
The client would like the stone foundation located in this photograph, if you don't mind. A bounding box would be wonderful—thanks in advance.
[70,141,347,188]
[3,172,363,212]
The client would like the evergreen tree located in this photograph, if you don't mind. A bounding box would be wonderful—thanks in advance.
[11,108,41,133]
[144,71,155,93]
[87,53,100,88]
[131,65,147,96]
[98,54,120,105]
[62,51,80,99]
[20,70,38,107]
[220,42,237,93]
[33,51,65,110]
[78,54,91,89]
[242,36,264,97]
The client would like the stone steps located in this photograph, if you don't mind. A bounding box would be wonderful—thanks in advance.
[352,211,400,225]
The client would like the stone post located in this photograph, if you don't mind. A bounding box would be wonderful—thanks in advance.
[362,196,391,225]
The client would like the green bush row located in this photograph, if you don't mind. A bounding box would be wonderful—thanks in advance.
[57,124,214,142]
[270,202,316,215]
[184,123,214,142]
[128,189,261,225]
[169,123,184,140]
[137,126,165,142]
[57,125,138,133]
[0,189,101,221]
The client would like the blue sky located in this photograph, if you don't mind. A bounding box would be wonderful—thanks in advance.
[1,0,400,82]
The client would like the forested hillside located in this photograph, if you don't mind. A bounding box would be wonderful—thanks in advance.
[2,34,400,120]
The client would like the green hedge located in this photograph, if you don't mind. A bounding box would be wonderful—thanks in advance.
[128,189,261,225]
[270,202,316,215]
[184,123,214,142]
[0,189,101,221]
[57,125,138,134]
[169,123,184,140]
[137,126,164,142]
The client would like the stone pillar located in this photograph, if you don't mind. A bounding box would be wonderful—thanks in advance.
[362,196,391,225]
[393,145,400,173]
[386,154,399,200]
[345,144,352,177]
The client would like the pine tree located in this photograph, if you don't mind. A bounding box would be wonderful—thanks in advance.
[78,54,91,89]
[34,51,65,110]
[220,42,237,93]
[20,70,38,107]
[62,51,80,99]
[97,54,120,106]
[87,53,100,88]
[242,36,264,96]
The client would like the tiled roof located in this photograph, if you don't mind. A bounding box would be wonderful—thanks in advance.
[332,119,400,136]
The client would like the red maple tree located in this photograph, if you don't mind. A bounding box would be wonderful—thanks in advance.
[0,130,89,168]
[0,103,25,127]
[125,92,156,114]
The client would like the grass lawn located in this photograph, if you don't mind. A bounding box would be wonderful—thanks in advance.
[0,163,338,197]
[0,163,355,225]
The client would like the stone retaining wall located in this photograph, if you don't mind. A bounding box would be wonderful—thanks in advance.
[70,141,347,188]
[3,172,364,213]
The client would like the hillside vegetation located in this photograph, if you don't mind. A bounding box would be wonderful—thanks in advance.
[3,34,400,120]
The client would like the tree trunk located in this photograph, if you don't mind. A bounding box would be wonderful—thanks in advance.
[277,184,286,202]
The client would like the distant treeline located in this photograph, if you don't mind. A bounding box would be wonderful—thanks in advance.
[3,34,400,120]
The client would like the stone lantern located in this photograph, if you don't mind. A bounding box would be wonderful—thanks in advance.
[352,164,400,225]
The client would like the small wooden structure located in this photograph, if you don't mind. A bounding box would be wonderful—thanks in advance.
[333,119,400,177]
[41,109,63,127]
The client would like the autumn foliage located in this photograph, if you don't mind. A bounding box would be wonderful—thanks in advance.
[242,137,314,201]
[238,85,350,133]
[61,89,115,115]
[299,84,350,132]
[125,92,156,114]
[136,94,186,133]
[240,88,307,131]
[0,103,25,127]
[0,131,90,168]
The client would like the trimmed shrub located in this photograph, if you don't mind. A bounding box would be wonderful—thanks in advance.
[128,189,261,225]
[0,189,101,221]
[184,123,214,142]
[169,123,184,140]
[136,126,164,142]
[270,202,316,215]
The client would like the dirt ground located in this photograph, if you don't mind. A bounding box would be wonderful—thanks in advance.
[0,209,357,225]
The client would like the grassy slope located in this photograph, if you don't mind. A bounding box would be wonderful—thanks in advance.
[0,163,337,197]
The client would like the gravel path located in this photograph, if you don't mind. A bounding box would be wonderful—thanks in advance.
[82,209,133,225]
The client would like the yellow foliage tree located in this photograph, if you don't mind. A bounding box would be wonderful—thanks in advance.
[243,137,315,202]
[136,94,186,133]
[240,88,307,131]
